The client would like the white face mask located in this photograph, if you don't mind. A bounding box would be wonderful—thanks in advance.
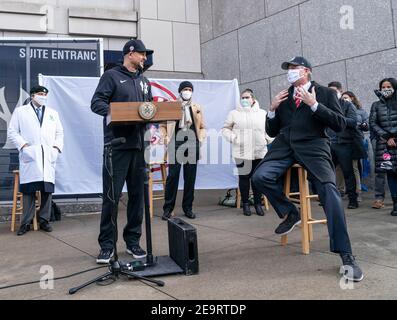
[181,90,192,101]
[337,92,342,99]
[287,69,303,84]
[33,95,47,106]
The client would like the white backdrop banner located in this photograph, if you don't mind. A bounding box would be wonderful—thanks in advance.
[40,75,241,195]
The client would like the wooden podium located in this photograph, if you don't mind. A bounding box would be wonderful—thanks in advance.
[109,101,182,124]
[110,100,185,277]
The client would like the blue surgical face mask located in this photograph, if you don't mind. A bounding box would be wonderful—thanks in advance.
[241,99,251,108]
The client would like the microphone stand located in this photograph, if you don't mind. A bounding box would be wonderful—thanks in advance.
[69,140,164,295]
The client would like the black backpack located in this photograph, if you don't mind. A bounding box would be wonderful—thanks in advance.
[50,201,62,221]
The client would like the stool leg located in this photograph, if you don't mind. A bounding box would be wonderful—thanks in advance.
[11,176,19,232]
[281,234,288,246]
[263,196,270,211]
[33,192,39,231]
[236,188,241,209]
[304,171,314,242]
[298,167,310,255]
[160,164,167,190]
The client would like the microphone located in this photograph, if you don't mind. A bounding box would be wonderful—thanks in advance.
[104,137,126,147]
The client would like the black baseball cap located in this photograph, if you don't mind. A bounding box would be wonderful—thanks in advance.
[281,56,312,70]
[122,39,154,55]
[30,85,48,95]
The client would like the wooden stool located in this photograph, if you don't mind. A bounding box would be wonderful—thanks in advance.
[10,170,40,232]
[148,161,168,218]
[281,164,327,254]
[236,188,269,211]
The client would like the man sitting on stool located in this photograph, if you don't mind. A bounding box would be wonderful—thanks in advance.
[252,56,364,282]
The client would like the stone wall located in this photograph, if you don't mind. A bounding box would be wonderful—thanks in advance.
[199,0,397,112]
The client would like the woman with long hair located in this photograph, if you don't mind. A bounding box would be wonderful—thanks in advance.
[369,78,397,216]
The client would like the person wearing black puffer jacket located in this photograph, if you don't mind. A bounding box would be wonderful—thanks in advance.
[369,78,397,216]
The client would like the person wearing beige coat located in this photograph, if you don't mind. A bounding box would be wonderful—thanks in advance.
[160,81,206,220]
[222,89,273,216]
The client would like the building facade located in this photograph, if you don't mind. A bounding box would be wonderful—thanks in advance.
[0,0,203,79]
[199,0,397,112]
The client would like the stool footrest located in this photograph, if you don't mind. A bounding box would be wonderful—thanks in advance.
[282,164,327,255]
[307,219,327,225]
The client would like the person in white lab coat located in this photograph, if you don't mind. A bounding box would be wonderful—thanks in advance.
[7,85,64,236]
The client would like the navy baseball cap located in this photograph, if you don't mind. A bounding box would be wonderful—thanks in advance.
[122,39,154,55]
[281,56,312,70]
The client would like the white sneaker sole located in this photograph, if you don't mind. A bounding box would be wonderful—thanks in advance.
[343,273,364,282]
[126,249,147,259]
[276,220,302,236]
[342,267,364,282]
[96,251,114,264]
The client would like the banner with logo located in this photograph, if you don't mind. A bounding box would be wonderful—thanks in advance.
[40,75,240,195]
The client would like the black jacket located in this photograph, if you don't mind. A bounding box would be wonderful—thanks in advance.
[262,81,346,183]
[91,64,152,150]
[369,94,397,173]
[328,99,367,159]
[328,99,358,144]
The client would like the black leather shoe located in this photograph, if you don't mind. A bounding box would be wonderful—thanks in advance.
[391,197,397,216]
[184,211,196,219]
[242,203,251,216]
[254,204,265,216]
[39,221,53,232]
[17,224,30,236]
[162,211,172,221]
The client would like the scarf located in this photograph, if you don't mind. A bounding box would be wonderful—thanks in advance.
[179,99,193,131]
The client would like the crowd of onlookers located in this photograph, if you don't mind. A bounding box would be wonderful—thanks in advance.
[223,77,397,217]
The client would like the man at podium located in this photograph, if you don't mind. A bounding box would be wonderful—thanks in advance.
[91,39,153,264]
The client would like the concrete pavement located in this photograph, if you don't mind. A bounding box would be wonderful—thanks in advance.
[0,190,397,300]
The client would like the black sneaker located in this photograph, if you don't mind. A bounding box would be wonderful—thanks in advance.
[275,210,301,235]
[96,249,114,264]
[340,253,364,282]
[126,245,147,259]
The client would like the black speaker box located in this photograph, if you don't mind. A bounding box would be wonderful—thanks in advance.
[168,218,199,275]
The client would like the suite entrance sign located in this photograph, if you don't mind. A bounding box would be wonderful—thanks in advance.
[0,38,103,201]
